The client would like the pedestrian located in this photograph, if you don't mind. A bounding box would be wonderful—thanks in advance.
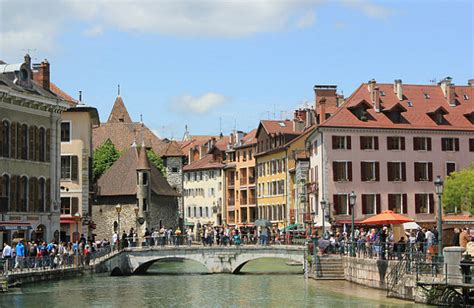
[145,228,151,246]
[14,240,25,270]
[452,228,460,246]
[112,232,118,251]
[460,227,471,248]
[187,227,193,247]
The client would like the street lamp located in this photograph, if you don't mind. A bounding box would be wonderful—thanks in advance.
[74,212,81,266]
[434,175,444,259]
[134,206,139,247]
[349,191,357,257]
[320,199,327,238]
[115,204,122,249]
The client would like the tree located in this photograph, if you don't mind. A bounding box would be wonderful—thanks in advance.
[146,148,166,177]
[93,139,121,181]
[442,164,474,215]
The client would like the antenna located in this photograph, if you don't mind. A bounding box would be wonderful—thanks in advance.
[429,78,437,85]
[78,91,82,102]
[117,84,120,96]
[22,48,37,61]
[140,113,143,123]
[219,117,223,135]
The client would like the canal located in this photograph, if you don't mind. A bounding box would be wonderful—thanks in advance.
[1,258,427,307]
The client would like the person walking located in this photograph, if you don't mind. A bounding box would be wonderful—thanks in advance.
[14,240,25,270]
[112,232,118,251]
[186,227,193,247]
[460,227,471,248]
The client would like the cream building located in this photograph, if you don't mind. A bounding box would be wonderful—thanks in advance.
[0,56,69,245]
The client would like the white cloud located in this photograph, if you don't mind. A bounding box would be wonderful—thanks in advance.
[171,92,228,115]
[342,0,393,19]
[83,25,104,37]
[296,11,317,29]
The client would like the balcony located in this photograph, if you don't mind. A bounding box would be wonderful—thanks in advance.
[228,180,235,187]
[240,178,247,186]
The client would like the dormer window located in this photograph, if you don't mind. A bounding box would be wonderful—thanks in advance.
[348,101,373,122]
[464,94,469,100]
[407,101,413,107]
[427,107,449,125]
[424,93,430,99]
[380,91,386,96]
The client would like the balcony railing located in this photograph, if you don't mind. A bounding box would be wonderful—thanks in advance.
[228,180,235,187]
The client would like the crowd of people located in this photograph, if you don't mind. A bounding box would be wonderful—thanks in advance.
[1,236,111,272]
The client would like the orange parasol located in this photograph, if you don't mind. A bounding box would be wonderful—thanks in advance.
[360,210,414,225]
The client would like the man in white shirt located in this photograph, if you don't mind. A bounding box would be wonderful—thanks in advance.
[2,243,12,259]
[112,232,118,251]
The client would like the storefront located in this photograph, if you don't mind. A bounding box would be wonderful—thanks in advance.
[0,221,32,246]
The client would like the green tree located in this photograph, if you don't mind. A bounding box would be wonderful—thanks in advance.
[93,139,121,181]
[442,164,474,214]
[146,148,166,177]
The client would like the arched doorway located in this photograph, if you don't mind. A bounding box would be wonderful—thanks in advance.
[34,224,46,242]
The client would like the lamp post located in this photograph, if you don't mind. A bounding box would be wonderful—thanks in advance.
[434,175,444,259]
[320,199,327,239]
[134,206,139,247]
[115,204,122,249]
[74,212,81,266]
[349,191,357,257]
[310,211,318,257]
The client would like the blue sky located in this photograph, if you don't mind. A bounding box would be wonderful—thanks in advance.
[1,0,473,139]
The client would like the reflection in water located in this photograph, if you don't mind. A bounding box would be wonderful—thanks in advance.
[0,259,426,308]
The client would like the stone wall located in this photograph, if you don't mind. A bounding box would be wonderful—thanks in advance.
[164,156,183,218]
[342,257,417,301]
[92,197,138,241]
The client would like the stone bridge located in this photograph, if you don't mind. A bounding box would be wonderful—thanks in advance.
[94,246,306,275]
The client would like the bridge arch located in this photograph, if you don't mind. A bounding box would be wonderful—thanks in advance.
[231,254,304,274]
[133,256,210,274]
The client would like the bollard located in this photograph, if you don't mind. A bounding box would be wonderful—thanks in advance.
[443,246,465,284]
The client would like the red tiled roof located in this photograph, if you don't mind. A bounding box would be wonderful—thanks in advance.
[320,82,474,130]
[241,129,257,145]
[107,96,132,123]
[49,82,77,107]
[182,154,225,171]
[260,120,300,135]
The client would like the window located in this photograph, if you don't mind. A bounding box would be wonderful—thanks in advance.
[39,127,46,161]
[333,194,351,215]
[19,176,28,212]
[205,207,209,217]
[61,155,78,180]
[463,94,469,100]
[388,194,407,214]
[171,167,178,173]
[424,93,430,99]
[332,161,352,182]
[446,162,456,176]
[360,136,378,150]
[187,207,191,217]
[193,207,197,217]
[387,162,406,182]
[362,194,380,215]
[441,138,459,151]
[0,174,10,211]
[413,137,431,151]
[60,197,79,215]
[332,136,351,150]
[1,120,10,158]
[360,161,379,181]
[414,162,432,182]
[143,198,148,211]
[142,172,148,185]
[387,137,405,150]
[38,178,45,212]
[470,139,474,152]
[61,122,70,142]
[415,194,434,214]
[199,207,203,217]
[20,124,28,159]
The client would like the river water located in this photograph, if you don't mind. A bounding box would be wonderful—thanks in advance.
[1,258,427,307]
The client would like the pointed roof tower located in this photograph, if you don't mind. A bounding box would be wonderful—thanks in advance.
[107,95,132,123]
[136,146,151,171]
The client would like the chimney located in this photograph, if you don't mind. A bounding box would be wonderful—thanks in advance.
[236,131,244,145]
[447,84,456,107]
[292,119,304,132]
[372,87,381,112]
[367,79,376,93]
[439,77,452,97]
[318,97,327,123]
[394,79,403,101]
[468,79,474,86]
[32,60,50,91]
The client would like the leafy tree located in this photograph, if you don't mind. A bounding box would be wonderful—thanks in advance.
[443,164,474,214]
[93,139,121,181]
[146,148,166,177]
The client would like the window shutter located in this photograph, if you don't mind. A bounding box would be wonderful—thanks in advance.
[455,138,459,151]
[360,136,364,149]
[374,137,379,150]
[332,162,337,181]
[333,195,339,215]
[332,136,337,149]
[34,178,39,212]
[413,137,419,151]
[361,195,367,214]
[29,126,35,160]
[388,194,394,211]
[402,194,407,214]
[375,162,380,181]
[346,136,351,149]
[376,194,381,213]
[428,194,434,214]
[11,122,17,159]
[35,127,40,161]
[10,175,17,211]
[347,162,352,181]
[401,137,405,150]
[441,138,447,151]
[29,177,35,211]
[46,129,51,162]
[415,194,420,213]
[360,162,366,181]
[428,162,433,181]
[470,139,474,152]
[387,162,393,181]
[72,197,79,215]
[71,156,78,181]
[427,138,432,151]
[401,162,406,181]
[46,178,51,212]
[414,163,419,182]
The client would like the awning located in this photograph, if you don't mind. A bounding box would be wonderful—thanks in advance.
[184,221,195,226]
[282,223,300,232]
[442,215,474,225]
[60,219,78,224]
[0,221,32,231]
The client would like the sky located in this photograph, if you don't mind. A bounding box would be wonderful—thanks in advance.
[1,0,473,140]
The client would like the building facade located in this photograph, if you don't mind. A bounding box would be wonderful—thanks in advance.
[307,78,474,230]
[0,56,68,245]
[225,129,257,226]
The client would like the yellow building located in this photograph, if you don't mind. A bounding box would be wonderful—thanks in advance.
[255,112,315,228]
